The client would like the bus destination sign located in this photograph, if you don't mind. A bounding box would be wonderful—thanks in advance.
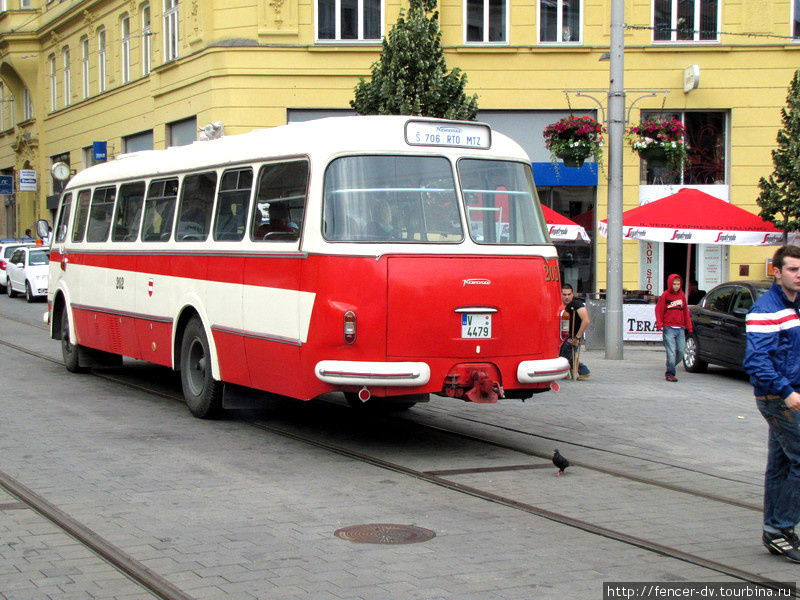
[405,121,491,150]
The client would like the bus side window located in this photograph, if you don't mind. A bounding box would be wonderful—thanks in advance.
[176,171,217,241]
[112,181,146,242]
[142,178,179,242]
[251,160,308,242]
[86,186,117,243]
[214,168,252,242]
[71,190,92,243]
[55,193,72,244]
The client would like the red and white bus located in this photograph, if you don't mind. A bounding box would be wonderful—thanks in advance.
[45,116,570,418]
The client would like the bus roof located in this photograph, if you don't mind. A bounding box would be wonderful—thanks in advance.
[66,116,531,189]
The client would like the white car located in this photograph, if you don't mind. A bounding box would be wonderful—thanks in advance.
[6,246,49,302]
[0,241,35,294]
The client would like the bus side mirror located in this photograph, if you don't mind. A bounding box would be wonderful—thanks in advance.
[35,219,50,240]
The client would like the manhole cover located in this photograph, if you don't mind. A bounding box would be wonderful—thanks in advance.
[334,523,436,544]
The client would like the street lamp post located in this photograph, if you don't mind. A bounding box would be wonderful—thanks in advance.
[605,0,625,359]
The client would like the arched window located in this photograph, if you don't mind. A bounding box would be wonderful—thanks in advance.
[81,35,90,99]
[62,47,71,106]
[121,14,131,83]
[97,27,107,93]
[141,3,151,75]
[48,54,57,111]
[163,0,179,62]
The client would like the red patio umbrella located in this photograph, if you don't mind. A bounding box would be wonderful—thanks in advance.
[598,187,796,294]
[542,205,590,243]
[598,188,788,245]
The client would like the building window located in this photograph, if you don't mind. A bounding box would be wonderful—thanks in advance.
[794,0,800,39]
[123,130,154,153]
[167,116,196,147]
[0,84,5,131]
[653,0,718,42]
[142,4,151,75]
[49,54,57,111]
[121,14,131,83]
[538,0,580,43]
[62,47,71,106]
[81,36,89,99]
[22,87,32,120]
[641,111,726,185]
[465,0,506,43]
[20,0,30,7]
[97,27,106,92]
[316,0,382,41]
[164,0,179,61]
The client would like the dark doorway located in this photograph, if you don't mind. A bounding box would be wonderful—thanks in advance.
[663,242,696,292]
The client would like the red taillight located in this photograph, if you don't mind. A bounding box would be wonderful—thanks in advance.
[343,311,356,344]
[560,309,570,340]
[0,260,5,271]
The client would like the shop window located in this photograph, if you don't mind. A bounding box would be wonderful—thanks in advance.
[653,0,718,42]
[167,116,196,147]
[641,111,726,186]
[538,185,595,294]
[538,0,581,43]
[466,0,507,43]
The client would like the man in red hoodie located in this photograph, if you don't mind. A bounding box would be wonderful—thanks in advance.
[655,273,694,382]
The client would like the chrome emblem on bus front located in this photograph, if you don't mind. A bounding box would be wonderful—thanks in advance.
[463,279,491,286]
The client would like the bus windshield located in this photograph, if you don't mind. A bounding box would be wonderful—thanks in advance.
[322,155,463,243]
[458,159,548,245]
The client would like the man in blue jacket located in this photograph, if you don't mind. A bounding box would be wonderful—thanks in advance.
[744,244,800,563]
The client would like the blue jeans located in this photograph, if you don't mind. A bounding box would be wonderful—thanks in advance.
[662,327,685,376]
[756,396,800,532]
[560,340,589,375]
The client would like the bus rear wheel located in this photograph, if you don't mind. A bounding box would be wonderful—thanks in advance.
[180,318,223,419]
[61,309,86,373]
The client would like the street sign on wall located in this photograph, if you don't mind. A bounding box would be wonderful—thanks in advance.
[19,169,36,192]
[0,175,13,195]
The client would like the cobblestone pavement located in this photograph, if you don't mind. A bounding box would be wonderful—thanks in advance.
[0,308,795,600]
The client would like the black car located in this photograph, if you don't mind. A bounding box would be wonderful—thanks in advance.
[683,280,771,373]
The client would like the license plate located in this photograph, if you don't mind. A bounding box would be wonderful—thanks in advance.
[461,313,491,338]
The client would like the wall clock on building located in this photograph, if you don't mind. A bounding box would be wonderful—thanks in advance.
[51,162,70,181]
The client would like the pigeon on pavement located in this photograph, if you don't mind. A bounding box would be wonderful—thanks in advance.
[552,449,569,476]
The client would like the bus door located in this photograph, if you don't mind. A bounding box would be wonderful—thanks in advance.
[242,160,310,397]
[135,178,179,365]
[206,167,253,386]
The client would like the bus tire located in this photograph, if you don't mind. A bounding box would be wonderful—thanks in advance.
[61,309,86,373]
[180,317,223,419]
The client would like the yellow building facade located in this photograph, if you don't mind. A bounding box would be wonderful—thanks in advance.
[0,0,797,294]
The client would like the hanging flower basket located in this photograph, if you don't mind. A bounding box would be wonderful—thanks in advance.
[543,116,604,168]
[627,118,688,169]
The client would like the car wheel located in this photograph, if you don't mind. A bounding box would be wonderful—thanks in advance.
[25,281,34,303]
[61,309,86,373]
[683,334,708,373]
[180,317,223,419]
[7,278,16,298]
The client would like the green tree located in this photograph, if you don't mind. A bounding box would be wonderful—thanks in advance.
[350,0,478,119]
[757,69,800,241]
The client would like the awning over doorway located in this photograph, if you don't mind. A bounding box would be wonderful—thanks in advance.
[598,188,791,245]
[542,205,590,242]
